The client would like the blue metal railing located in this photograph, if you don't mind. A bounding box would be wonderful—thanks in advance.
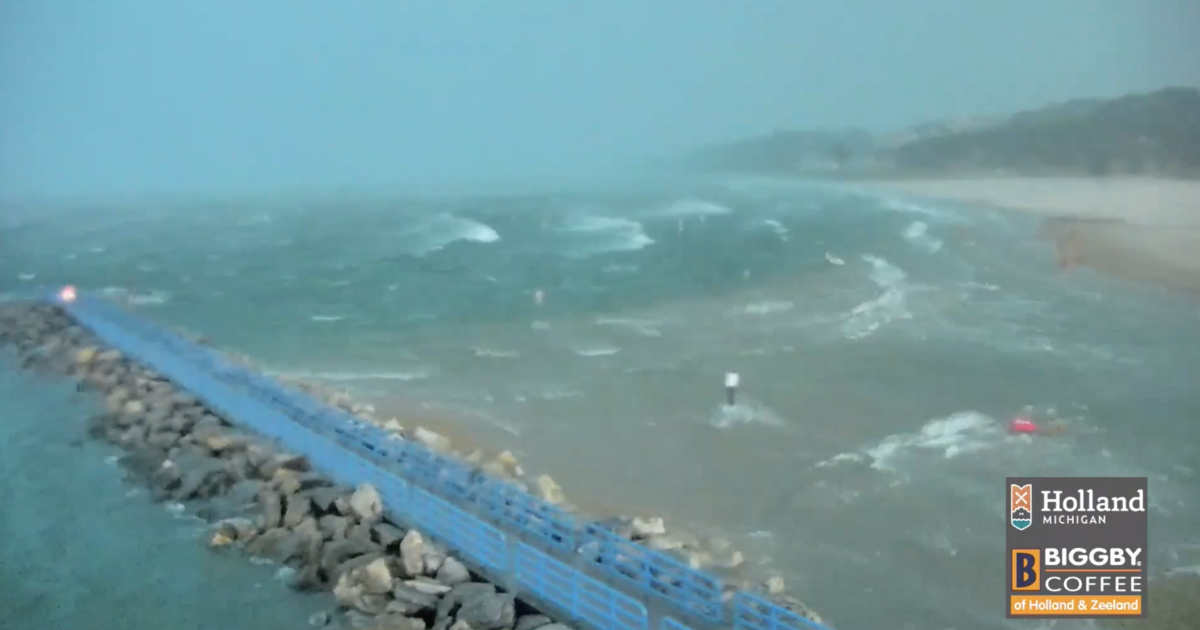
[46,291,835,630]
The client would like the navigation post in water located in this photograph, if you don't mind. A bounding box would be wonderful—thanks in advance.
[724,371,739,406]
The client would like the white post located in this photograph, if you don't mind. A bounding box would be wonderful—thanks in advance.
[724,371,740,406]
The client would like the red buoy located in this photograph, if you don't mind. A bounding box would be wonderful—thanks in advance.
[1009,416,1038,434]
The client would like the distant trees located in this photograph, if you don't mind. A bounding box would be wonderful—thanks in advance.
[888,87,1200,178]
[682,87,1200,179]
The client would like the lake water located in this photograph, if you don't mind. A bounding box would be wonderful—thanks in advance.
[0,352,333,630]
[5,174,1200,629]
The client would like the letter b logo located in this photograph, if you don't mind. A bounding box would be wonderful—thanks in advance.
[1011,549,1040,591]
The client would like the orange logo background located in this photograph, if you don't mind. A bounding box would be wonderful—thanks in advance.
[1011,484,1032,512]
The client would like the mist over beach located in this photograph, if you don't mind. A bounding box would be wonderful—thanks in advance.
[4,2,1200,630]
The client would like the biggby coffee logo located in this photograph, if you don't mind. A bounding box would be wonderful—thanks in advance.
[1010,483,1032,530]
[1006,477,1148,620]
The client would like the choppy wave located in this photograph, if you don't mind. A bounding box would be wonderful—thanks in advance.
[876,195,951,219]
[594,316,664,337]
[97,286,171,306]
[403,213,499,256]
[473,347,521,359]
[902,221,943,253]
[8,178,1200,630]
[816,411,1003,472]
[557,214,654,256]
[841,256,910,339]
[708,399,784,429]
[761,219,790,241]
[275,369,435,383]
[656,198,734,218]
[570,344,621,357]
[742,301,794,316]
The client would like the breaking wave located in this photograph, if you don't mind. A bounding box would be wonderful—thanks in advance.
[402,214,499,256]
[841,256,911,340]
[556,214,654,257]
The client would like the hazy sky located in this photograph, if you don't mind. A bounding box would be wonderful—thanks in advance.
[2,0,1198,199]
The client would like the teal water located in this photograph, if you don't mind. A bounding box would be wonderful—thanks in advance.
[5,175,1200,629]
[0,352,333,629]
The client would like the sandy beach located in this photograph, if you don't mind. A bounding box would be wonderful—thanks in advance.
[865,177,1200,292]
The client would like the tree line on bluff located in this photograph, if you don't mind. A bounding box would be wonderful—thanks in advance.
[683,86,1200,179]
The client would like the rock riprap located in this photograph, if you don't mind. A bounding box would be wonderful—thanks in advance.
[0,299,828,628]
[0,302,566,630]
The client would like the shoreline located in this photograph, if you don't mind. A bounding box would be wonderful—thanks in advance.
[853,176,1200,293]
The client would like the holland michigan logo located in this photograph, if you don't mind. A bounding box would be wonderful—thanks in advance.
[1010,483,1032,530]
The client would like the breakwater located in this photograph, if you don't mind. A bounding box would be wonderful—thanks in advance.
[0,290,832,630]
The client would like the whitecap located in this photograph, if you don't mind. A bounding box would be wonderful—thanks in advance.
[96,286,171,307]
[965,281,1000,292]
[861,411,1004,473]
[841,255,911,339]
[309,315,344,322]
[902,221,944,253]
[473,347,521,359]
[825,252,845,266]
[127,290,170,306]
[658,198,734,218]
[594,316,663,337]
[742,301,794,315]
[762,219,790,241]
[602,264,639,274]
[571,345,621,357]
[864,254,907,285]
[814,452,868,468]
[877,196,952,219]
[274,566,297,582]
[403,213,500,256]
[557,215,654,256]
[17,272,36,281]
[531,387,583,401]
[276,369,435,383]
[708,400,784,429]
